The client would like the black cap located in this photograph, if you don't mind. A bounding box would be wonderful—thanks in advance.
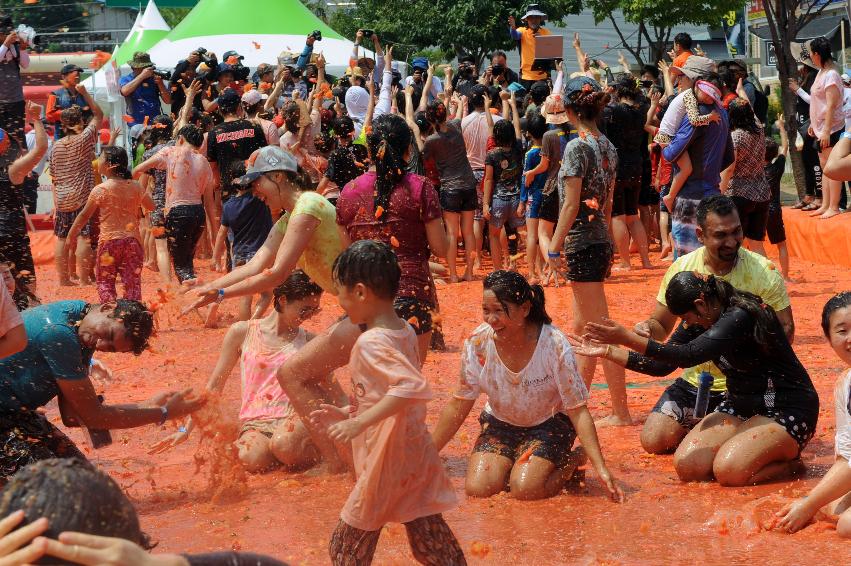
[61,64,84,75]
[217,88,241,112]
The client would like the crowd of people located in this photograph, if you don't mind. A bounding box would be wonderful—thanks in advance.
[0,4,850,564]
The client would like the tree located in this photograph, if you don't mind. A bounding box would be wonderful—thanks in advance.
[0,0,86,33]
[584,0,747,68]
[762,0,833,201]
[160,7,191,29]
[332,0,582,67]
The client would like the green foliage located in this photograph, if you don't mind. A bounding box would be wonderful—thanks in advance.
[160,7,192,29]
[334,0,581,66]
[0,0,86,32]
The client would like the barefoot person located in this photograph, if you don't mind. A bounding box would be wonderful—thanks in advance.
[431,271,624,502]
[0,300,204,483]
[634,195,793,454]
[776,292,851,535]
[573,271,818,486]
[547,77,632,426]
[153,271,323,473]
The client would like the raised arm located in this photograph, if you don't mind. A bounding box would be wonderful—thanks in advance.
[404,85,424,150]
[573,33,587,74]
[659,60,674,97]
[509,91,521,139]
[9,101,48,185]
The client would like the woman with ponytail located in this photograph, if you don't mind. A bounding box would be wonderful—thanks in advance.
[572,271,819,487]
[432,270,623,502]
[67,146,154,302]
[336,113,448,360]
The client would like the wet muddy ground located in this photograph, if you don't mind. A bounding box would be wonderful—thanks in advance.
[32,248,851,565]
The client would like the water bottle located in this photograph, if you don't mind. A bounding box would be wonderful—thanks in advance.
[693,371,713,419]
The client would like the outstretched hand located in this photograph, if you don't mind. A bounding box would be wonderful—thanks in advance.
[566,333,608,358]
[583,318,630,345]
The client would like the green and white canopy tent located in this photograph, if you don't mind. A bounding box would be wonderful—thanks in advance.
[112,0,172,67]
[146,0,361,73]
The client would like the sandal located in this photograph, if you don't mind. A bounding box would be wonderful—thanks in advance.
[790,200,808,209]
[801,202,820,211]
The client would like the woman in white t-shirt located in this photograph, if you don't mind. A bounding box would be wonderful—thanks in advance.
[432,270,623,501]
[777,292,851,535]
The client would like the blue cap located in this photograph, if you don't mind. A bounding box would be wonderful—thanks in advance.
[506,82,526,94]
[563,76,601,100]
[412,57,428,71]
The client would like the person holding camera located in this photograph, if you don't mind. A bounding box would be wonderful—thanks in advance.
[453,54,479,98]
[169,48,214,116]
[405,57,443,104]
[508,4,552,90]
[46,64,92,140]
[0,14,31,147]
[483,50,519,88]
[119,52,171,127]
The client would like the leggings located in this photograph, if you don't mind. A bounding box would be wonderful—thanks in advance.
[801,132,822,198]
[0,209,36,309]
[96,237,144,302]
[165,204,205,283]
[329,515,466,566]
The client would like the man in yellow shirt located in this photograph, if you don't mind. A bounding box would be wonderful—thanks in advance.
[634,195,794,455]
[509,4,552,89]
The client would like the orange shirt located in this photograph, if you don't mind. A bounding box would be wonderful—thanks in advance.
[672,50,693,70]
[517,26,552,81]
[89,179,147,242]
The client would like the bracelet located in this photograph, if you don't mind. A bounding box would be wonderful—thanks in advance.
[547,251,561,259]
[158,406,168,426]
[215,288,226,304]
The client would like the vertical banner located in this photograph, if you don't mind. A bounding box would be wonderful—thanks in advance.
[722,7,748,58]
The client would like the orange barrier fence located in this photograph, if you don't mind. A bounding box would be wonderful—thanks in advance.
[770,209,851,269]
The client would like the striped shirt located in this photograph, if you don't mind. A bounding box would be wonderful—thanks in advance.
[49,123,97,212]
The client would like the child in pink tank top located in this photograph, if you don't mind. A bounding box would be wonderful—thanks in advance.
[152,271,325,473]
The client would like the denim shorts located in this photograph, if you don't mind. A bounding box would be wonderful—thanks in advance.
[489,196,525,230]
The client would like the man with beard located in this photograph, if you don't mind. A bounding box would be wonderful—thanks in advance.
[632,195,795,456]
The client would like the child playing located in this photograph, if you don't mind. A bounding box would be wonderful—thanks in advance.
[317,116,368,206]
[764,118,792,281]
[209,162,275,324]
[653,79,722,212]
[518,113,549,284]
[311,240,465,566]
[66,147,154,302]
[775,292,851,536]
[431,270,624,502]
[152,271,323,473]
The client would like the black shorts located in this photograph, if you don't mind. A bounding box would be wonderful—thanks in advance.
[566,242,613,283]
[393,296,434,335]
[611,178,641,217]
[651,377,726,428]
[473,410,576,469]
[539,190,560,223]
[811,128,844,152]
[439,188,477,213]
[54,207,96,239]
[150,207,166,236]
[766,203,786,244]
[714,397,818,451]
[730,196,769,241]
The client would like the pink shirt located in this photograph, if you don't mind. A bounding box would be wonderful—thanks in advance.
[810,68,845,138]
[0,284,22,338]
[238,321,307,422]
[341,325,457,531]
[146,144,213,211]
[89,179,146,243]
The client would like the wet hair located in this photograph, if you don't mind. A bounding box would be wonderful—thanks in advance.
[666,272,777,348]
[414,110,432,136]
[469,84,487,108]
[425,100,448,125]
[483,270,551,326]
[0,459,150,551]
[367,114,411,221]
[821,291,851,337]
[642,64,660,80]
[59,106,83,129]
[314,131,335,154]
[674,32,692,50]
[613,72,639,100]
[810,37,833,64]
[526,111,548,140]
[530,81,550,105]
[727,97,761,135]
[492,119,516,148]
[242,100,263,116]
[109,299,154,355]
[100,146,132,180]
[333,115,355,138]
[149,114,173,145]
[281,165,315,191]
[177,124,204,148]
[696,195,738,229]
[273,269,323,311]
[764,137,779,162]
[718,66,739,93]
[567,90,610,122]
[283,101,300,132]
[332,239,400,299]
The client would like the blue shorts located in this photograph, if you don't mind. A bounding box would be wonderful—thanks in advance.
[489,196,525,230]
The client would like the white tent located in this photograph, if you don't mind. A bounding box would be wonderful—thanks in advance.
[113,0,171,67]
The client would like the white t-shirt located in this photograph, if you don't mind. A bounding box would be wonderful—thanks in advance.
[842,87,851,133]
[0,284,22,337]
[461,111,502,170]
[835,369,851,467]
[456,323,588,427]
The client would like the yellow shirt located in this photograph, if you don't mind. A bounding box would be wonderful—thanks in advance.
[656,247,790,391]
[517,26,551,81]
[274,191,342,295]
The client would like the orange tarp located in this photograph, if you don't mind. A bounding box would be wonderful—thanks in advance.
[769,209,851,269]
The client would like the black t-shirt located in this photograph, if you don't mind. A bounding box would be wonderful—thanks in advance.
[206,119,266,200]
[0,167,24,212]
[626,306,818,415]
[325,143,368,189]
[765,155,785,206]
[601,101,646,181]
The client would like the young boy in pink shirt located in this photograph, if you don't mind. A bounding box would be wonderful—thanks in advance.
[311,240,465,566]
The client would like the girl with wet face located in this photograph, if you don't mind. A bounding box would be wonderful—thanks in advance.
[432,270,624,502]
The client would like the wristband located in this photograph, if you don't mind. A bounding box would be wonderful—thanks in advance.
[842,132,851,140]
[215,288,226,304]
[159,406,168,426]
[547,251,561,259]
